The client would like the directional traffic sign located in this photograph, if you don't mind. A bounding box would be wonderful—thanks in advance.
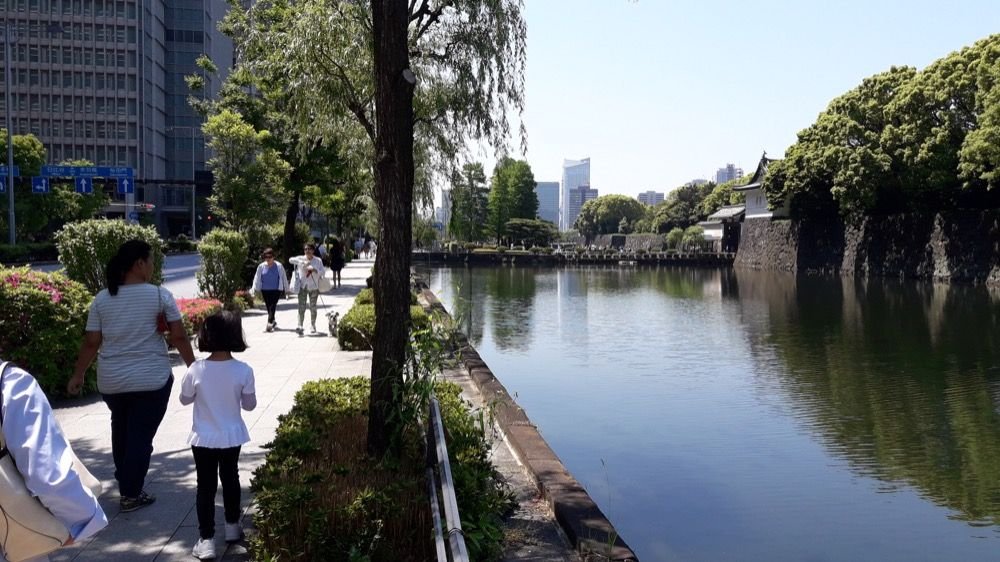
[116,177,134,194]
[0,165,20,177]
[31,177,50,194]
[75,177,94,194]
[42,165,133,178]
[128,211,141,221]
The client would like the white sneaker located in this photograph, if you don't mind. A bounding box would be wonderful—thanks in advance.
[224,522,244,543]
[192,537,215,559]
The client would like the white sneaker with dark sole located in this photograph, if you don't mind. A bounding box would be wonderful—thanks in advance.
[192,538,215,559]
[224,522,244,543]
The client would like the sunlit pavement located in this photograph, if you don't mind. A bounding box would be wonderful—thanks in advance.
[50,258,373,561]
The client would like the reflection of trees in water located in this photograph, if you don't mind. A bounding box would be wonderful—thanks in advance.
[447,267,487,345]
[736,270,1000,525]
[487,266,537,351]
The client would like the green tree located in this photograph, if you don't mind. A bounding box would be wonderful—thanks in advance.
[487,157,537,243]
[202,109,291,233]
[448,163,489,242]
[226,0,527,456]
[665,227,684,249]
[412,213,438,248]
[699,175,749,217]
[649,182,715,233]
[505,218,557,247]
[574,194,649,242]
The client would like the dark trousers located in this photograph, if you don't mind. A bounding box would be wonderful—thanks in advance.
[192,445,242,539]
[102,375,173,498]
[262,289,282,324]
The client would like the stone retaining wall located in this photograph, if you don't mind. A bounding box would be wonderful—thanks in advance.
[735,210,1000,284]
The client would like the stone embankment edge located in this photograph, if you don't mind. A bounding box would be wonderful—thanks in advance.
[415,281,639,562]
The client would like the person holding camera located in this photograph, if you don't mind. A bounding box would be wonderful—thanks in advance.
[289,244,325,335]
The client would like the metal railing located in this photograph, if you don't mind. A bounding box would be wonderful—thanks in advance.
[426,396,469,562]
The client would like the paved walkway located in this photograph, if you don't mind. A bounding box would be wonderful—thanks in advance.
[51,259,374,561]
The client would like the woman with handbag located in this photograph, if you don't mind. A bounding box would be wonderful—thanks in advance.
[67,240,195,513]
[288,243,326,335]
[0,360,107,562]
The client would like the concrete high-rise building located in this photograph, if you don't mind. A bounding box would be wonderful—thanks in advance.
[560,157,590,230]
[637,190,664,206]
[534,181,559,226]
[1,1,234,235]
[688,178,709,186]
[566,185,598,230]
[715,164,744,185]
[437,188,451,232]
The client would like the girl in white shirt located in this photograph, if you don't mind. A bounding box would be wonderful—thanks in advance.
[179,312,257,560]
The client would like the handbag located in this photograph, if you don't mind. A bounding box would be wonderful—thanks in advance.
[156,286,169,333]
[0,362,103,562]
[318,271,333,293]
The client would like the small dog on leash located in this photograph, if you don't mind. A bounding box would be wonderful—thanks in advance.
[327,311,340,336]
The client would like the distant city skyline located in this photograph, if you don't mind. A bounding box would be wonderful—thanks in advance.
[508,0,1000,198]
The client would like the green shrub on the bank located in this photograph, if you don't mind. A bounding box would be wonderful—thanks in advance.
[0,243,59,264]
[0,267,95,396]
[666,227,684,249]
[196,229,248,308]
[250,376,512,562]
[355,288,418,306]
[337,303,429,351]
[55,219,165,294]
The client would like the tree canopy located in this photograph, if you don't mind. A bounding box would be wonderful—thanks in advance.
[448,162,489,242]
[765,34,1000,219]
[487,157,537,242]
[574,194,648,241]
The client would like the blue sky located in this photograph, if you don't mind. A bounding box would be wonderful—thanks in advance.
[492,0,1000,198]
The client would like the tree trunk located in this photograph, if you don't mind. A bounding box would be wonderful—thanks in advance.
[283,191,299,267]
[368,0,415,458]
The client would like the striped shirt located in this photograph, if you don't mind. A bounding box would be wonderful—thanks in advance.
[85,284,181,394]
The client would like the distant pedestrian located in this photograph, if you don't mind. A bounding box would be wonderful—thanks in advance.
[329,239,345,289]
[289,243,325,335]
[354,237,364,259]
[68,239,195,513]
[179,311,256,560]
[251,248,288,332]
[315,237,328,265]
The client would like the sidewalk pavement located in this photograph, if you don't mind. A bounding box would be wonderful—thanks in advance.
[51,258,374,561]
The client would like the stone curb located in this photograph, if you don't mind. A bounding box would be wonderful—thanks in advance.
[415,281,639,562]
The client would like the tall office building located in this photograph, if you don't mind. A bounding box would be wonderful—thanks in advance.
[1,1,234,235]
[560,157,590,230]
[534,181,559,225]
[437,188,451,231]
[715,163,743,185]
[637,190,664,206]
[566,185,598,230]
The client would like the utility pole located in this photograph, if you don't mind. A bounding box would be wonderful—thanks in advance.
[2,22,17,245]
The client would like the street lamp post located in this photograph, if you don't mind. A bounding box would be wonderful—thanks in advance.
[2,22,17,245]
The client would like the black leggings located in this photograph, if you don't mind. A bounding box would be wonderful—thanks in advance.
[192,445,242,539]
[262,290,282,323]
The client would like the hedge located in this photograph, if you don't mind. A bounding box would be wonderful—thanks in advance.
[0,267,95,396]
[196,229,248,308]
[249,377,511,561]
[337,303,428,351]
[0,243,59,264]
[54,219,165,294]
[354,288,418,306]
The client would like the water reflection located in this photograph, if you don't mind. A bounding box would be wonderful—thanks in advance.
[735,271,1000,526]
[419,264,1000,560]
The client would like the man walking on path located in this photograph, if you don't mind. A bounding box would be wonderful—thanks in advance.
[50,259,373,561]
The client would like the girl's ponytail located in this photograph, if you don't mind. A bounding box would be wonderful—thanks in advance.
[106,239,153,296]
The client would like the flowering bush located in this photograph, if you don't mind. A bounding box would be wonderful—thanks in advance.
[234,290,256,311]
[175,298,223,337]
[0,267,94,396]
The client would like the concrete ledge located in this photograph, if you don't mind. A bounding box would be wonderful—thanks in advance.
[417,283,639,562]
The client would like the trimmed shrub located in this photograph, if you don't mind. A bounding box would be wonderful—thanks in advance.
[0,267,95,396]
[337,303,375,351]
[250,377,511,562]
[0,243,59,264]
[355,288,417,307]
[55,219,165,294]
[166,235,198,253]
[666,227,684,249]
[176,297,223,337]
[337,302,428,351]
[196,229,248,308]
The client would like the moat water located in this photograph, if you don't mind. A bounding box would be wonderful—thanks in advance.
[417,265,1000,562]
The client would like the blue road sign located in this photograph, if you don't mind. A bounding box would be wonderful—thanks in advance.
[75,177,94,194]
[42,165,133,178]
[128,211,141,221]
[0,165,20,177]
[31,177,50,194]
[116,177,134,194]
